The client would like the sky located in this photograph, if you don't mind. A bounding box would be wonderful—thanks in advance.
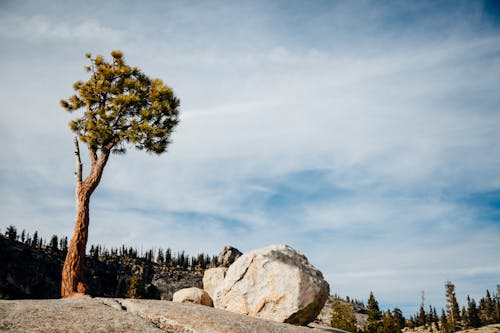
[0,0,499,316]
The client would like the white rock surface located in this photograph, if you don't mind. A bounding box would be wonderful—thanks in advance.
[213,244,329,325]
[172,287,213,307]
[203,267,227,299]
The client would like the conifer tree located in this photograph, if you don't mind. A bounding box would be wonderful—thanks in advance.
[367,291,382,333]
[478,290,496,325]
[211,255,219,267]
[392,307,405,331]
[495,285,500,323]
[440,309,449,333]
[157,248,164,264]
[32,231,39,248]
[461,306,469,329]
[485,290,495,324]
[25,233,32,246]
[428,305,436,329]
[432,307,439,329]
[115,277,127,297]
[197,253,206,269]
[330,298,358,333]
[50,235,59,252]
[145,249,153,263]
[382,310,398,333]
[126,275,145,299]
[445,281,460,332]
[165,247,172,266]
[59,51,180,297]
[5,225,17,241]
[467,296,481,328]
[59,236,68,253]
[419,303,427,327]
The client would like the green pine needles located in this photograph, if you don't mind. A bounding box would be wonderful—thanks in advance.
[61,50,180,154]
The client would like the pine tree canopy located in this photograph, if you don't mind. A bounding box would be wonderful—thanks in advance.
[367,291,382,321]
[61,50,180,154]
[330,298,358,333]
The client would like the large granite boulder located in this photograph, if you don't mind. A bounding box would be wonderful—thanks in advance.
[173,287,213,307]
[216,246,242,268]
[213,244,329,326]
[203,267,227,299]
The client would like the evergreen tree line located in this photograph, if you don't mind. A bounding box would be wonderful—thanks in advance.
[330,292,405,333]
[332,293,366,308]
[365,291,406,333]
[406,281,500,332]
[3,225,69,253]
[331,282,500,333]
[2,225,217,269]
[88,243,217,269]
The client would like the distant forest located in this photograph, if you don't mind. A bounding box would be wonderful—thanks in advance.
[343,284,500,333]
[2,225,217,269]
[1,225,499,332]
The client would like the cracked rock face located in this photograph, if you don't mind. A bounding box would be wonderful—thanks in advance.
[203,267,227,299]
[213,244,329,326]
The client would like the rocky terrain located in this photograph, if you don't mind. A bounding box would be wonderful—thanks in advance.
[456,324,500,333]
[1,234,373,331]
[0,297,346,333]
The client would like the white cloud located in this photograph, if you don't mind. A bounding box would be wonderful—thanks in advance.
[0,14,122,41]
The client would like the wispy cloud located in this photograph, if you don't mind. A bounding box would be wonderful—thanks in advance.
[0,14,122,41]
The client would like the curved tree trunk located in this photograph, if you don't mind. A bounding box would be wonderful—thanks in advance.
[61,189,91,297]
[61,138,111,297]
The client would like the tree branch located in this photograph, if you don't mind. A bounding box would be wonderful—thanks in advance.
[104,140,116,151]
[82,145,111,196]
[88,146,97,165]
[73,137,82,184]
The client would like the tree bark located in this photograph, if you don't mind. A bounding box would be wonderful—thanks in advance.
[61,139,111,297]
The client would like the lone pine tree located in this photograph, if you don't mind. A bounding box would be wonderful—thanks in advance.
[60,51,179,297]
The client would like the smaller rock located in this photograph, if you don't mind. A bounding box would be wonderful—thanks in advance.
[203,267,227,299]
[172,287,213,307]
[217,245,242,268]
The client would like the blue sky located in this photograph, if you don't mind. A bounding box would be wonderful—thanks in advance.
[1,0,499,316]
